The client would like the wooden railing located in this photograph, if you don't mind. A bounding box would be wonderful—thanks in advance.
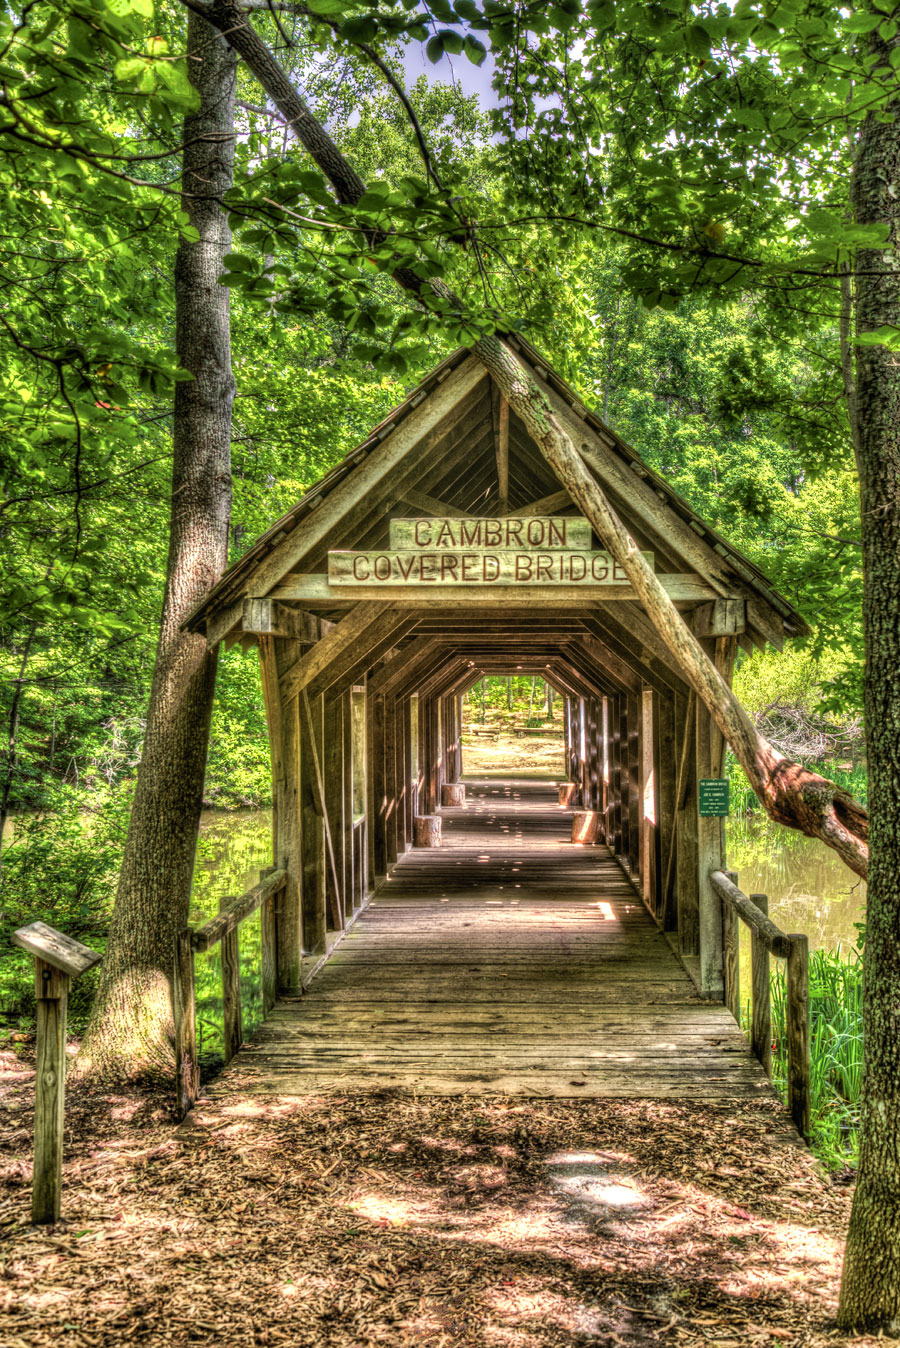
[174,867,286,1119]
[710,868,810,1140]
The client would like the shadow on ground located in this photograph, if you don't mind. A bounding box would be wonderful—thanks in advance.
[0,1054,877,1348]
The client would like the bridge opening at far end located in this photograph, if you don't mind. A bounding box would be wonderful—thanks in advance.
[460,675,565,784]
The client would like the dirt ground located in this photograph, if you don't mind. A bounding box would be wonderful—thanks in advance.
[0,1043,885,1348]
[461,730,565,779]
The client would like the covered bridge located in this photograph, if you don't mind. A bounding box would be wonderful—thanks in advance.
[181,337,811,1119]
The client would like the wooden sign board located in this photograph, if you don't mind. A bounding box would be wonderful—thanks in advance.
[12,921,102,979]
[389,516,591,551]
[330,516,653,589]
[698,779,730,817]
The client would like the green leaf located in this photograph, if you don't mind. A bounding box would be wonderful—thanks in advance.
[340,15,379,44]
[844,12,881,33]
[157,62,193,98]
[685,23,712,59]
[114,56,146,82]
[464,33,487,64]
[856,325,900,349]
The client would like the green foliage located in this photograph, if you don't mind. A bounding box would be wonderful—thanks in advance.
[464,677,556,725]
[0,783,132,1029]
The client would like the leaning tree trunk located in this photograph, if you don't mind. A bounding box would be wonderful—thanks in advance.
[76,13,236,1081]
[194,0,868,878]
[838,23,900,1332]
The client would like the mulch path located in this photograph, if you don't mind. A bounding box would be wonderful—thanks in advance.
[0,1043,888,1348]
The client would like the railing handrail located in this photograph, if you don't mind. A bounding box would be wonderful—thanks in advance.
[174,867,287,1119]
[709,867,810,1142]
[710,869,792,958]
[191,868,286,953]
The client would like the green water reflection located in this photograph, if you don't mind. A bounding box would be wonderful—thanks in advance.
[191,809,272,1073]
[726,816,866,954]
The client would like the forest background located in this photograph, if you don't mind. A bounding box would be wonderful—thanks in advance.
[0,1,865,1022]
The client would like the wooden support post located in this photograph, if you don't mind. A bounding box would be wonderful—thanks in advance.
[32,959,68,1224]
[300,690,343,933]
[695,637,736,997]
[617,697,628,858]
[611,695,623,854]
[572,810,600,844]
[435,697,444,802]
[750,892,772,1076]
[588,697,600,812]
[627,693,641,875]
[722,869,741,1023]
[341,689,355,916]
[260,890,277,1016]
[325,694,346,913]
[259,636,303,992]
[414,814,441,847]
[11,924,102,1216]
[407,694,420,842]
[371,692,387,879]
[673,694,699,955]
[366,684,377,889]
[220,894,242,1063]
[300,693,328,955]
[787,933,811,1140]
[601,697,610,830]
[174,929,198,1121]
[384,695,399,867]
[656,692,677,927]
[640,687,657,909]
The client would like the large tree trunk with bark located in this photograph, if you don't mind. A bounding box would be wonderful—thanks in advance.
[76,13,236,1082]
[195,0,868,878]
[837,27,900,1332]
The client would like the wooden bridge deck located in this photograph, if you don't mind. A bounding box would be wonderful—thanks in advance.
[213,780,776,1099]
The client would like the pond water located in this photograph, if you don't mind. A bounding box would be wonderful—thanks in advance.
[725,817,866,955]
[191,809,273,1072]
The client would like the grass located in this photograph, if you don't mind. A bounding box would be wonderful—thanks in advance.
[745,945,863,1170]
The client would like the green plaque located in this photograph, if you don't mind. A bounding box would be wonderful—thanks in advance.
[699,779,730,817]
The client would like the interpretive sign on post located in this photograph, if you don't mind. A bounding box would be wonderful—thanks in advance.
[698,779,730,817]
[328,516,653,588]
[11,922,102,1224]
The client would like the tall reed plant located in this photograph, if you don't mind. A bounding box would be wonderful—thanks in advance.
[769,945,863,1169]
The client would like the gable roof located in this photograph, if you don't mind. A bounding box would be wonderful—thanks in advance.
[187,335,809,649]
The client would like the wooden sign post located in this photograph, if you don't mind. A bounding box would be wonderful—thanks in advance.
[11,922,102,1224]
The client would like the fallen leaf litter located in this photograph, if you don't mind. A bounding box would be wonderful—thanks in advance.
[0,1045,887,1347]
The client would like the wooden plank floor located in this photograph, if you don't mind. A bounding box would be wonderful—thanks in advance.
[213,779,776,1099]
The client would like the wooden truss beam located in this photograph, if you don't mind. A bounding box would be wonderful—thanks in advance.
[279,602,402,706]
[272,574,719,606]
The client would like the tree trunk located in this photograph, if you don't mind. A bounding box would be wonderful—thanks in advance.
[0,619,38,889]
[838,25,900,1330]
[76,12,236,1081]
[196,0,868,880]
